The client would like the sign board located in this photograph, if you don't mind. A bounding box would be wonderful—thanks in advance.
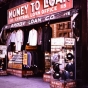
[4,9,78,29]
[51,37,64,46]
[7,0,73,24]
[51,37,75,46]
[23,53,27,65]
[64,38,75,45]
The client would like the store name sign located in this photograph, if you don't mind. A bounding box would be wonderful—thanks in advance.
[7,0,73,24]
[9,4,29,19]
[5,9,73,29]
[7,2,30,24]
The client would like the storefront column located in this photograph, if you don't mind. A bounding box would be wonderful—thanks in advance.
[81,0,88,85]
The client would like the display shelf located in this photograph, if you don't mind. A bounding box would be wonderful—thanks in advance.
[50,79,76,88]
[0,71,7,75]
[43,73,53,82]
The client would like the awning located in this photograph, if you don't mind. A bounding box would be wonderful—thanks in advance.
[3,8,78,30]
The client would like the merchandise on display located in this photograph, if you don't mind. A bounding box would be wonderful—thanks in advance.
[0,19,76,82]
[23,29,29,50]
[27,28,37,46]
[6,31,11,47]
[37,27,42,45]
[15,29,24,51]
[42,23,52,52]
[50,36,75,81]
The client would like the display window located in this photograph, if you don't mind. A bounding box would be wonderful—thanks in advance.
[43,21,76,87]
[50,37,76,87]
[0,19,76,85]
[0,45,7,75]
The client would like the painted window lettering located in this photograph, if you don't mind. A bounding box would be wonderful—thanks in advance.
[30,1,40,12]
[48,0,56,7]
[9,4,28,19]
[61,4,66,8]
[45,0,48,4]
[44,0,70,8]
[45,15,55,21]
[41,6,57,14]
[28,18,41,25]
[11,22,26,28]
[30,11,40,17]
[64,11,70,16]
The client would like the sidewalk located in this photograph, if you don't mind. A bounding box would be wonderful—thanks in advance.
[0,75,50,88]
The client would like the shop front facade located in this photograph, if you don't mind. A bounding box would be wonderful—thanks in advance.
[0,0,88,86]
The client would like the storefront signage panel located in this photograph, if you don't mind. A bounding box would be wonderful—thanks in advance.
[51,37,64,46]
[7,0,73,24]
[5,9,77,29]
[65,38,75,45]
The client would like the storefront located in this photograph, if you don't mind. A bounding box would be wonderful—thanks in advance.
[0,0,82,87]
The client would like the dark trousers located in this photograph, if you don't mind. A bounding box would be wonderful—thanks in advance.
[10,42,15,51]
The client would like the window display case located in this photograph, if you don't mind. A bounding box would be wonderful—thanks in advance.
[8,51,22,69]
[7,45,37,77]
[0,45,7,75]
[50,37,76,88]
[45,52,51,73]
[7,51,23,77]
[43,52,52,82]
